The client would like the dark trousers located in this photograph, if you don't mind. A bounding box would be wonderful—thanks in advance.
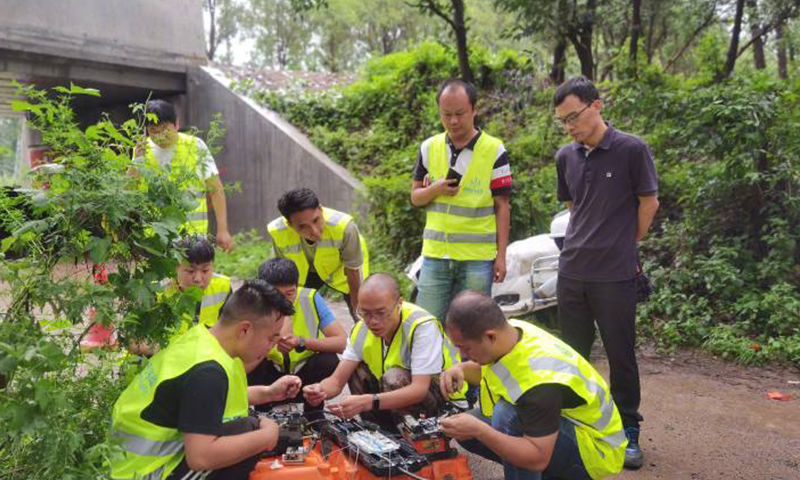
[247,352,340,416]
[557,275,643,429]
[167,416,261,480]
[348,362,449,431]
[304,269,356,320]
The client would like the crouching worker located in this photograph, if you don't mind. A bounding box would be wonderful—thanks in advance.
[246,258,347,420]
[110,280,300,480]
[439,291,627,480]
[128,235,231,357]
[302,273,466,430]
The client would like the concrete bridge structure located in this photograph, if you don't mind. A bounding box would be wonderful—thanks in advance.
[0,0,362,234]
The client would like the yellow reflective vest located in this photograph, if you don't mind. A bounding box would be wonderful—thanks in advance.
[110,325,249,479]
[266,287,325,374]
[480,319,627,479]
[422,132,501,261]
[268,207,369,294]
[172,274,232,336]
[348,301,467,401]
[143,133,209,234]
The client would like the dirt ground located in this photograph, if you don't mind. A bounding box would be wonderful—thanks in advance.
[327,301,800,480]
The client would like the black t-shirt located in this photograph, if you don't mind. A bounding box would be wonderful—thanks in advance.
[140,360,229,435]
[515,383,586,437]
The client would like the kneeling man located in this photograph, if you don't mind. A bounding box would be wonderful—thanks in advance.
[303,273,465,429]
[440,291,626,480]
[110,281,299,480]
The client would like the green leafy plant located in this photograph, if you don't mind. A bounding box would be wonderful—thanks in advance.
[0,84,209,479]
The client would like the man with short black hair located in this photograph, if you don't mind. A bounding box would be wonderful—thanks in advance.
[134,99,234,250]
[302,273,466,430]
[439,291,627,480]
[268,188,369,316]
[553,75,659,469]
[127,235,232,356]
[247,258,346,419]
[111,281,299,480]
[410,78,512,325]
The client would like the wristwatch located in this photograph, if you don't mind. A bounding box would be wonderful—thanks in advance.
[372,393,380,411]
[296,336,306,352]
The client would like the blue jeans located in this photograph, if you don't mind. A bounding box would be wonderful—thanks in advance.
[458,400,591,480]
[416,257,494,323]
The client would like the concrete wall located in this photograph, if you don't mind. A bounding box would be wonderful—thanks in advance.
[187,67,363,236]
[0,0,205,72]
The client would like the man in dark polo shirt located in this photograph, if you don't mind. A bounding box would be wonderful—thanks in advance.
[553,76,659,470]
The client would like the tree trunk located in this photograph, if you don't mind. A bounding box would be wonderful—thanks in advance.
[719,0,747,81]
[206,0,217,61]
[776,22,788,79]
[451,0,474,83]
[550,38,568,85]
[748,0,766,69]
[629,0,643,71]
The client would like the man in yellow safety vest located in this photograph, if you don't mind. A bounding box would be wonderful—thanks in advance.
[410,78,512,327]
[267,188,368,318]
[246,258,347,421]
[110,280,298,480]
[134,99,234,250]
[127,235,232,357]
[302,273,466,431]
[439,291,627,480]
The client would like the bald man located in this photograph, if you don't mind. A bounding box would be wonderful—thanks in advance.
[302,273,465,429]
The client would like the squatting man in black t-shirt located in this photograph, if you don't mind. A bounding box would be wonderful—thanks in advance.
[110,281,301,480]
[439,291,627,480]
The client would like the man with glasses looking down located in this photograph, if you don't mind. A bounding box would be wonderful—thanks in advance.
[302,273,467,431]
[553,76,659,470]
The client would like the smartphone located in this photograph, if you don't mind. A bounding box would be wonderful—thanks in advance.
[446,167,462,186]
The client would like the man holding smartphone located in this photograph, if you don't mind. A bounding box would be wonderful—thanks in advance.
[410,78,512,326]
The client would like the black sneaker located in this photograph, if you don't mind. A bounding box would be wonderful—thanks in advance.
[624,426,644,470]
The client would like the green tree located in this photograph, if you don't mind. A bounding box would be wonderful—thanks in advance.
[0,84,207,478]
[411,0,476,82]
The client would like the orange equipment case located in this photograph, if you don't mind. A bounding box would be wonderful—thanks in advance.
[249,437,473,480]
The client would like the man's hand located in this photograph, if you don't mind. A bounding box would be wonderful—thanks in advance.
[431,178,460,198]
[302,383,327,407]
[440,365,465,398]
[216,230,235,251]
[440,413,487,441]
[328,394,371,419]
[259,416,280,450]
[277,335,300,354]
[270,375,301,402]
[494,254,507,283]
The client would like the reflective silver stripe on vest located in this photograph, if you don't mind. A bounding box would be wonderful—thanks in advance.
[423,229,496,244]
[113,429,183,458]
[188,211,208,221]
[281,243,302,254]
[398,309,431,367]
[298,289,320,339]
[317,239,343,249]
[326,211,346,226]
[351,322,369,357]
[490,356,623,446]
[201,291,228,309]
[441,331,460,368]
[270,218,289,231]
[427,203,495,218]
[142,466,166,480]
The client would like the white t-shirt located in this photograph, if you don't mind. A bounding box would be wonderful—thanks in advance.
[342,320,444,376]
[134,136,219,181]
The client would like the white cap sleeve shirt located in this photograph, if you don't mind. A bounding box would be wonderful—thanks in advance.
[340,320,444,376]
